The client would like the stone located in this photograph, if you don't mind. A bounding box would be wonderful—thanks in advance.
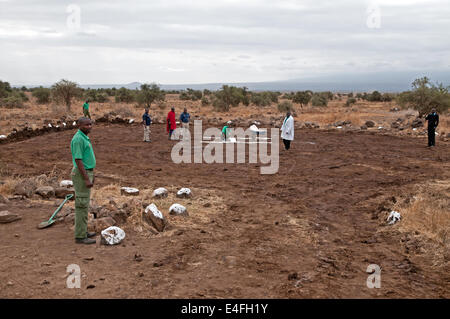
[101,226,126,245]
[14,180,37,198]
[387,211,401,225]
[55,187,75,199]
[59,180,73,188]
[169,204,188,216]
[64,213,75,224]
[365,121,375,128]
[143,203,166,232]
[360,125,368,130]
[110,209,128,224]
[0,194,8,204]
[35,186,55,199]
[0,211,21,223]
[120,187,139,196]
[411,118,424,128]
[152,187,168,198]
[176,188,192,198]
[92,217,116,233]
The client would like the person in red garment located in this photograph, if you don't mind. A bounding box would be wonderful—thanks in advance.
[167,107,177,140]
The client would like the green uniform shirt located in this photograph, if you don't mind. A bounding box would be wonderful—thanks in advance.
[222,126,228,134]
[71,130,96,169]
[83,102,89,110]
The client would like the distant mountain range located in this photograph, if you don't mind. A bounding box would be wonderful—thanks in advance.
[16,70,450,93]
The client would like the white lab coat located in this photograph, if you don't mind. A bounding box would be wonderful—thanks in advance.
[280,115,294,141]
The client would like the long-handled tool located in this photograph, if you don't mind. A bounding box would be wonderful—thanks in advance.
[37,194,74,229]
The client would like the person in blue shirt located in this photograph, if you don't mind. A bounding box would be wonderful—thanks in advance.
[180,108,190,140]
[142,108,152,142]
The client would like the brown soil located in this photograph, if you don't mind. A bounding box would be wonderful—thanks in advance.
[0,123,449,298]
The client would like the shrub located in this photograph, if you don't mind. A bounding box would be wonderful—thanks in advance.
[277,101,293,113]
[96,92,108,103]
[311,94,328,107]
[396,77,450,116]
[51,79,82,112]
[179,92,190,100]
[32,87,51,104]
[213,85,249,111]
[0,80,12,98]
[1,94,24,108]
[250,91,278,107]
[345,97,357,107]
[292,91,312,107]
[136,83,165,108]
[368,90,383,102]
[115,87,135,103]
[201,96,209,106]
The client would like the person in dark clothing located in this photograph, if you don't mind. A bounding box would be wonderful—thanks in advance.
[142,108,152,142]
[425,108,439,147]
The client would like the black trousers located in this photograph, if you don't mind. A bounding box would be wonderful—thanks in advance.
[428,128,435,146]
[283,139,291,150]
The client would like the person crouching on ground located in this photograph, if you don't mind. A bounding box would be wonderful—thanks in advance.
[425,107,439,147]
[280,111,294,150]
[142,108,152,142]
[167,107,176,140]
[70,117,96,244]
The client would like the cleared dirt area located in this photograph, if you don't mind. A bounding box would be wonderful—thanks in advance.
[0,123,449,298]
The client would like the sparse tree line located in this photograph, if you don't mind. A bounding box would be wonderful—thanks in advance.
[0,77,448,116]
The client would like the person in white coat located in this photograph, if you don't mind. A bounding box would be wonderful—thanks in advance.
[280,111,294,150]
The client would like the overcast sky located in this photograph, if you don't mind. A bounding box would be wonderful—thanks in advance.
[0,0,449,85]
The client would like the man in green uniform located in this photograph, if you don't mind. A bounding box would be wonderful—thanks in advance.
[82,100,91,119]
[70,117,96,244]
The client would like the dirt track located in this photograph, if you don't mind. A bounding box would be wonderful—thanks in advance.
[0,123,449,298]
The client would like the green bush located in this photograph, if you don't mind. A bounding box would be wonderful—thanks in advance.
[0,80,12,98]
[51,79,82,112]
[292,91,312,107]
[179,92,190,100]
[96,92,108,103]
[345,97,357,107]
[250,91,278,107]
[396,77,450,116]
[311,94,328,107]
[115,87,135,103]
[201,96,209,106]
[32,87,51,104]
[277,101,293,112]
[212,85,249,111]
[1,94,24,108]
[136,83,165,108]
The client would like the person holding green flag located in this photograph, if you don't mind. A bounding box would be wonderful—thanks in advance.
[70,117,96,244]
[82,100,91,119]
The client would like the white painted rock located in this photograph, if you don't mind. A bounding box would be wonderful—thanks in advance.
[152,187,168,198]
[73,121,76,126]
[176,188,192,198]
[120,187,139,196]
[60,180,73,188]
[48,123,52,128]
[0,211,21,224]
[387,211,401,225]
[63,122,67,127]
[101,226,126,245]
[129,119,135,124]
[143,203,166,232]
[169,203,188,216]
[0,135,7,140]
[249,124,259,132]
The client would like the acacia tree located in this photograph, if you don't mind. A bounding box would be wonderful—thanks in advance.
[136,83,165,108]
[292,91,312,108]
[51,79,82,112]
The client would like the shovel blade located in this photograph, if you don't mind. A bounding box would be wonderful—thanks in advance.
[37,220,55,229]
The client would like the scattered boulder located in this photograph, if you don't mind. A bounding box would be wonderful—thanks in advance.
[0,194,8,204]
[55,187,75,199]
[59,180,73,188]
[121,187,139,196]
[35,186,55,199]
[360,125,368,130]
[176,188,192,198]
[390,107,400,112]
[391,122,400,129]
[143,204,166,232]
[14,180,37,198]
[110,209,128,224]
[387,211,401,225]
[152,188,168,199]
[411,118,424,128]
[101,226,126,245]
[169,204,188,216]
[365,121,375,128]
[0,211,21,223]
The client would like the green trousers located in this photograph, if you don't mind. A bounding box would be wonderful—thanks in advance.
[71,167,94,239]
[83,109,91,119]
